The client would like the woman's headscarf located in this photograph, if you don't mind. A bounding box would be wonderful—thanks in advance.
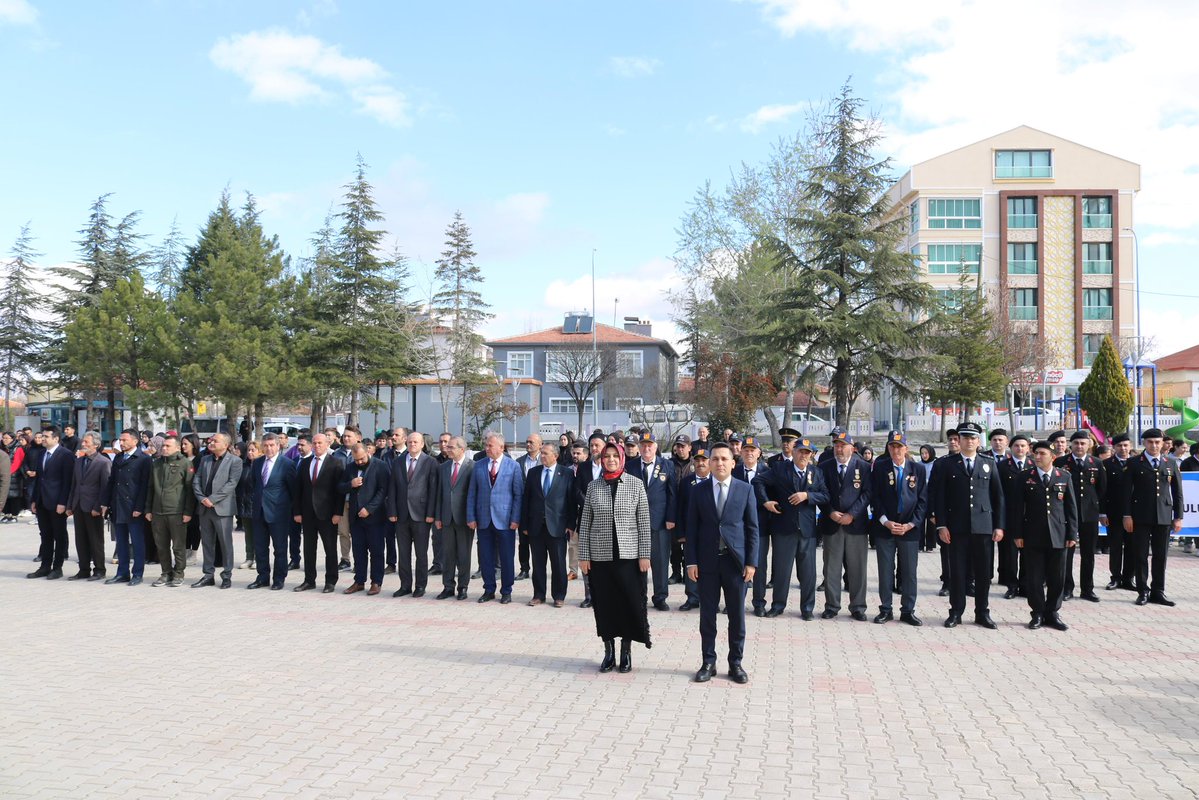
[601,442,626,481]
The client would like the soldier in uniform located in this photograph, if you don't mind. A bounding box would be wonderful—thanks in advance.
[816,428,872,621]
[932,422,1005,629]
[1012,440,1077,630]
[1048,430,1069,459]
[983,428,1009,461]
[767,428,800,467]
[926,427,961,597]
[869,431,927,626]
[1055,430,1108,602]
[1122,428,1182,607]
[753,436,827,620]
[1103,433,1136,590]
[997,434,1032,599]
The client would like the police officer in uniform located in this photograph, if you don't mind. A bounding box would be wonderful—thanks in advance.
[1122,428,1182,607]
[1103,433,1136,591]
[1012,440,1077,630]
[927,428,961,598]
[1055,430,1108,602]
[869,431,927,626]
[997,434,1033,599]
[767,428,800,467]
[932,422,1005,629]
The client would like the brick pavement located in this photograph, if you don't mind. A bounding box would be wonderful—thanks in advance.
[1,514,1197,799]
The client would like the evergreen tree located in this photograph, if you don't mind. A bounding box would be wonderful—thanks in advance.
[0,224,47,430]
[759,83,938,427]
[151,216,186,298]
[1079,335,1134,437]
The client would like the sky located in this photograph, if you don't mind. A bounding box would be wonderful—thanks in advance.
[2,0,1197,361]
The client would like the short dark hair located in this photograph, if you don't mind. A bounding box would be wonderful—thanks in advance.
[262,433,278,443]
[343,425,361,436]
[121,427,139,438]
[42,426,61,439]
[298,433,312,443]
[709,441,733,456]
[162,434,179,445]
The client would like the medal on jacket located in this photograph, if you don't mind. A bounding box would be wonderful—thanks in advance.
[659,473,667,481]
[888,472,895,486]
[853,468,861,489]
[908,474,917,489]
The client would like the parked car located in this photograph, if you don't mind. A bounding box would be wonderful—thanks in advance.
[1009,406,1062,428]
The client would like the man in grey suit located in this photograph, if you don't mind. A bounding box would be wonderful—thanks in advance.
[66,432,111,581]
[387,430,438,597]
[434,436,474,600]
[191,433,243,589]
[522,443,575,606]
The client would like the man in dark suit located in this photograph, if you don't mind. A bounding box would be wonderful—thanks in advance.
[624,431,677,611]
[1122,428,1183,606]
[731,436,767,616]
[569,432,606,608]
[61,424,79,454]
[927,428,961,597]
[685,442,758,684]
[65,431,111,581]
[102,428,151,586]
[467,430,524,604]
[191,432,243,589]
[816,428,872,621]
[1103,433,1136,590]
[435,436,475,600]
[1181,443,1199,472]
[339,443,390,595]
[292,432,344,593]
[27,426,76,580]
[387,430,439,598]
[997,434,1032,599]
[933,421,1005,629]
[674,444,711,612]
[1055,430,1108,602]
[753,436,827,620]
[766,427,799,467]
[869,431,927,626]
[521,442,574,606]
[514,433,542,580]
[144,434,195,587]
[1013,440,1077,630]
[249,433,297,590]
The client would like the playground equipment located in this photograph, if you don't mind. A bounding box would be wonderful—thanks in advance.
[1164,398,1199,442]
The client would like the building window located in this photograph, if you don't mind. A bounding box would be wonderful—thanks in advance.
[909,200,919,233]
[927,198,981,229]
[926,243,981,274]
[1008,242,1037,275]
[1083,196,1112,228]
[1082,334,1103,366]
[616,350,644,378]
[1010,288,1038,320]
[1083,288,1113,320]
[615,397,643,410]
[1007,197,1038,229]
[935,288,964,311]
[995,149,1053,179]
[550,397,593,414]
[1083,242,1112,274]
[507,351,533,377]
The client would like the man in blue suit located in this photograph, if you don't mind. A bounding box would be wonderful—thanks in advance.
[521,442,575,606]
[624,431,676,611]
[102,428,151,586]
[339,443,390,595]
[27,426,75,580]
[685,442,759,685]
[467,430,523,603]
[870,431,927,626]
[249,433,297,590]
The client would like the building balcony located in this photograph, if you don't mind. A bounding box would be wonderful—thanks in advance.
[1083,260,1112,275]
[1009,307,1038,321]
[1007,214,1038,229]
[1083,306,1113,320]
[1083,213,1112,228]
[1009,260,1038,275]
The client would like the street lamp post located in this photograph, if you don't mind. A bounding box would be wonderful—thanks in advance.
[1123,226,1142,437]
[591,248,598,433]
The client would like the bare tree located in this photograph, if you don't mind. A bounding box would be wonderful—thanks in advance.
[990,303,1060,432]
[547,346,618,436]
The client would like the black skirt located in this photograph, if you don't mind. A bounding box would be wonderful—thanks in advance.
[588,558,651,646]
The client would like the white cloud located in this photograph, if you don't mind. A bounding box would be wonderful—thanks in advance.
[296,0,337,27]
[605,124,626,137]
[0,0,37,26]
[609,56,660,78]
[740,101,807,133]
[747,0,1199,233]
[1140,308,1199,360]
[1141,232,1198,248]
[210,29,410,127]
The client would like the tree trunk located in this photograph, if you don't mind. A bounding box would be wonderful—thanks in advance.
[106,384,118,441]
[254,398,265,440]
[389,384,397,432]
[939,397,949,441]
[762,406,780,445]
[309,398,320,433]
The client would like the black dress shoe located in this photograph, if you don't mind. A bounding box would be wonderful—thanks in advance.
[46,568,63,579]
[516,570,530,580]
[104,575,130,584]
[429,567,443,576]
[1105,579,1119,590]
[322,584,335,593]
[944,614,961,628]
[191,576,215,588]
[411,588,425,598]
[974,613,997,629]
[1062,592,1073,602]
[765,608,784,618]
[800,611,814,621]
[678,601,697,611]
[288,561,301,571]
[436,588,455,599]
[1120,580,1137,592]
[850,610,868,622]
[820,609,837,619]
[1149,593,1176,607]
[900,613,922,627]
[599,640,616,673]
[393,587,412,598]
[1028,615,1043,630]
[937,587,949,597]
[88,572,106,581]
[653,600,670,612]
[1135,593,1150,606]
[457,589,468,600]
[67,572,88,581]
[580,599,592,608]
[293,582,315,592]
[728,664,749,684]
[26,569,50,579]
[873,611,893,624]
[1046,615,1069,631]
[248,580,268,589]
[270,582,284,590]
[384,565,396,574]
[477,592,495,603]
[1080,592,1100,603]
[753,607,767,618]
[1003,587,1018,600]
[499,594,512,604]
[220,578,231,589]
[694,663,717,683]
[128,577,142,586]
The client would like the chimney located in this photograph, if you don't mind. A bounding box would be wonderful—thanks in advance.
[623,316,652,337]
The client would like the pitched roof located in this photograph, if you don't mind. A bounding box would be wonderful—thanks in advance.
[488,323,678,356]
[1154,343,1199,371]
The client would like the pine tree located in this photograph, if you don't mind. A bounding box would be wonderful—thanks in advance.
[923,277,1007,432]
[151,216,186,298]
[1079,335,1134,438]
[0,224,47,430]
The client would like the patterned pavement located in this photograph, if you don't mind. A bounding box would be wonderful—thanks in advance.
[1,514,1197,799]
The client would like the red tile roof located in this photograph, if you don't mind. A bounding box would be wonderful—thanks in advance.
[1154,343,1199,371]
[488,323,677,355]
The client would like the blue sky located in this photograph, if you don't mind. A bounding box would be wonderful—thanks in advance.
[2,0,1196,358]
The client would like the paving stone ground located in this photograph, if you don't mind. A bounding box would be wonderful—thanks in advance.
[1,514,1197,799]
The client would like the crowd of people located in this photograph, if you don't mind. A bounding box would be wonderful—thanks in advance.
[8,417,1192,683]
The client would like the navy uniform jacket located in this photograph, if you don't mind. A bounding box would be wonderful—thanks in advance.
[675,474,708,545]
[1053,454,1108,522]
[933,452,1005,536]
[625,456,676,529]
[337,457,390,520]
[1103,456,1132,520]
[1011,467,1078,549]
[104,449,151,523]
[998,455,1033,536]
[869,457,927,542]
[1123,452,1184,525]
[816,455,872,535]
[251,455,298,525]
[752,459,828,538]
[684,478,759,572]
[521,462,575,538]
[34,446,76,510]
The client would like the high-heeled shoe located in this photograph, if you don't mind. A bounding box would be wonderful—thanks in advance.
[599,639,616,673]
[618,638,632,673]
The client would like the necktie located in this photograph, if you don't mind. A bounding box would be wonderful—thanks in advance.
[716,481,727,518]
[965,458,973,475]
[1042,473,1050,488]
[1017,461,1024,470]
[408,457,416,480]
[896,465,904,515]
[43,451,50,470]
[838,464,845,483]
[451,461,460,487]
[1151,458,1159,469]
[490,460,499,486]
[311,456,320,481]
[261,459,269,483]
[543,468,552,495]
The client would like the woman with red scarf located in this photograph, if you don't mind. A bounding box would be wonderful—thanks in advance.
[577,442,652,673]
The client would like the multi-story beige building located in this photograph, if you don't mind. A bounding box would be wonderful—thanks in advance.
[887,125,1141,370]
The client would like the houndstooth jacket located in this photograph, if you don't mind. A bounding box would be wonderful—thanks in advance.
[577,473,652,562]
